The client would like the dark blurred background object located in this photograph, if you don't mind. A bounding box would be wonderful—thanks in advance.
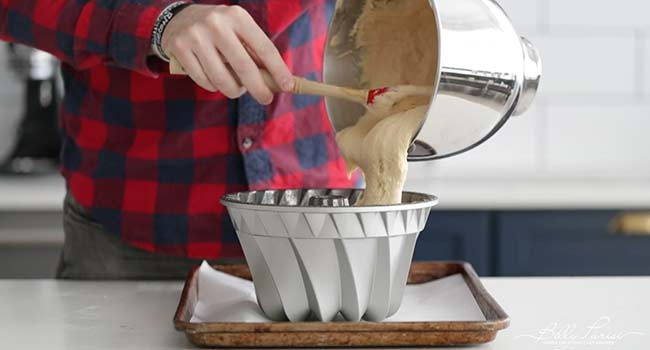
[0,43,62,175]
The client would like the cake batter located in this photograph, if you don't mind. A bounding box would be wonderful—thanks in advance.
[336,0,438,205]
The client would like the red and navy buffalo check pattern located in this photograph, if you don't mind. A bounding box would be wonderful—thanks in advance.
[0,0,355,258]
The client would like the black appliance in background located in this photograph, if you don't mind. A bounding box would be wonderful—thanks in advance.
[0,43,62,175]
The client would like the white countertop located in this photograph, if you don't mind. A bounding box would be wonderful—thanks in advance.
[0,277,648,350]
[3,174,650,211]
[0,174,65,211]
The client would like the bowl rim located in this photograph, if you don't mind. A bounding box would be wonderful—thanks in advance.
[219,188,439,213]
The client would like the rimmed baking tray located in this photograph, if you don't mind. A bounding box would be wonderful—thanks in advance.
[174,261,509,347]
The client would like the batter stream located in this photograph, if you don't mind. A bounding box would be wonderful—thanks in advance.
[335,0,438,205]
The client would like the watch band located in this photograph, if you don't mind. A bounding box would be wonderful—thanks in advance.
[151,1,191,62]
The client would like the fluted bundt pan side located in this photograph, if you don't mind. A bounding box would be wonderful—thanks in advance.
[221,189,438,322]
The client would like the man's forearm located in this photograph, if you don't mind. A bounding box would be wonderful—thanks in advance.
[0,0,184,75]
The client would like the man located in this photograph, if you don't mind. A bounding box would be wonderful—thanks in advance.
[0,0,355,279]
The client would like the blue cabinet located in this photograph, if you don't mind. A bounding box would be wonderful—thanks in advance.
[497,211,650,276]
[414,211,492,276]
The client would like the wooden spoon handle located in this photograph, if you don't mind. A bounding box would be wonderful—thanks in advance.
[292,78,367,104]
[169,56,367,104]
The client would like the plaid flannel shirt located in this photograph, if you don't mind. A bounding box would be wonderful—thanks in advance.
[0,0,355,258]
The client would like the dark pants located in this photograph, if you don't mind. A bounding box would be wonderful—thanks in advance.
[57,194,244,280]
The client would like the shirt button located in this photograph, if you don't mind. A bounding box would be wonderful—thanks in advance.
[242,137,254,150]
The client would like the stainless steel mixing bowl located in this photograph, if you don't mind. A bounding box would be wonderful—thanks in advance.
[323,0,542,161]
[221,189,438,322]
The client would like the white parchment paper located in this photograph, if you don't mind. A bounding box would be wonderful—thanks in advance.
[190,261,486,323]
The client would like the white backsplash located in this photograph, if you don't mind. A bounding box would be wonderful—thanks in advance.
[547,0,650,28]
[531,33,636,97]
[546,105,650,178]
[414,0,650,181]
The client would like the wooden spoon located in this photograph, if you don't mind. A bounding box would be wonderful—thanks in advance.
[169,57,432,107]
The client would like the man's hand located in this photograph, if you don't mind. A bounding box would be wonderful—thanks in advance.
[161,5,294,105]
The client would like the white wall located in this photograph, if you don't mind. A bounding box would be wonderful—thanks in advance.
[410,0,650,181]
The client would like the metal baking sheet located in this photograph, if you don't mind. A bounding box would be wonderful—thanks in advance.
[174,262,509,348]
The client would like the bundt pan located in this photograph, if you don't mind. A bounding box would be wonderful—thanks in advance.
[220,189,438,322]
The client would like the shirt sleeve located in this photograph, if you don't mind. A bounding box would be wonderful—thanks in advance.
[0,0,185,76]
